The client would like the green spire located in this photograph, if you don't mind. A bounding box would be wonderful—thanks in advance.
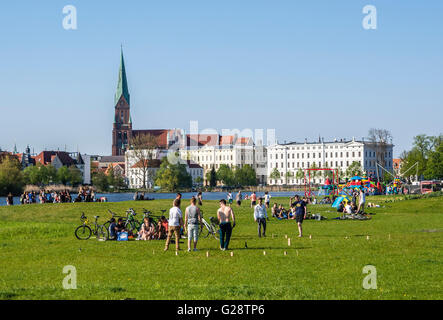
[115,47,130,106]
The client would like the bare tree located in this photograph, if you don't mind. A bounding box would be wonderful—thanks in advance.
[368,128,393,182]
[127,134,160,189]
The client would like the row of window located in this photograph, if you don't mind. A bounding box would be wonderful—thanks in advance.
[269,151,364,160]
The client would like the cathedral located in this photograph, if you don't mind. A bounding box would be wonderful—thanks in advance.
[112,49,181,156]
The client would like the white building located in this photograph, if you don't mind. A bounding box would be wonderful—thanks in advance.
[267,138,394,185]
[125,151,203,189]
[179,134,267,185]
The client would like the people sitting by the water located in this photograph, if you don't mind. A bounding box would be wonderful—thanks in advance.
[138,217,156,240]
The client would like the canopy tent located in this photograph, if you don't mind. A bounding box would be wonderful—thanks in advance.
[332,195,351,208]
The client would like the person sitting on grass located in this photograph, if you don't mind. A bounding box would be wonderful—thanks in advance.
[115,217,127,233]
[343,201,354,214]
[271,203,280,218]
[278,205,288,219]
[157,216,169,240]
[139,217,156,240]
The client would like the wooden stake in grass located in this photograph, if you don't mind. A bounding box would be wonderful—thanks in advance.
[285,234,288,239]
[284,251,287,256]
[206,251,209,258]
[230,251,234,257]
[175,251,178,256]
[388,234,391,240]
[296,250,299,256]
[263,251,266,256]
[288,238,291,246]
[309,234,312,239]
[366,235,370,240]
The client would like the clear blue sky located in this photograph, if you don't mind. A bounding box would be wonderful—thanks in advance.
[0,0,442,156]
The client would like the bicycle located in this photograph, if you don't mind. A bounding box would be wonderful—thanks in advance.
[199,211,219,239]
[74,213,108,241]
[124,208,142,236]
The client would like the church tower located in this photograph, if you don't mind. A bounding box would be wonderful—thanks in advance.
[112,48,133,156]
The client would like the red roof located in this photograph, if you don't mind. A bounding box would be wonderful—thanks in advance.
[130,159,162,169]
[186,134,220,147]
[35,151,58,165]
[220,135,235,145]
[132,130,170,148]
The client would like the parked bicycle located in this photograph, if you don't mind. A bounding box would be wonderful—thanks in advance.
[74,213,108,241]
[199,211,219,239]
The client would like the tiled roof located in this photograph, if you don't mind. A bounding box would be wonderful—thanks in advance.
[186,160,203,169]
[132,129,170,148]
[130,159,162,169]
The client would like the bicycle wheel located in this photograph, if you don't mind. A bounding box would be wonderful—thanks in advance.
[200,225,210,238]
[75,225,92,240]
[96,225,108,241]
[210,225,220,240]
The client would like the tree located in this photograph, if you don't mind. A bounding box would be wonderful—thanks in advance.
[285,171,294,184]
[424,137,443,179]
[0,156,24,196]
[234,165,257,186]
[346,161,364,178]
[23,165,42,185]
[68,165,83,186]
[295,168,305,184]
[216,164,235,186]
[56,166,71,185]
[269,168,281,182]
[155,158,193,191]
[92,171,109,192]
[127,133,160,189]
[368,128,393,181]
[205,166,217,187]
[195,176,203,186]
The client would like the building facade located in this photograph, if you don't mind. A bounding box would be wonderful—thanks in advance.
[267,138,394,185]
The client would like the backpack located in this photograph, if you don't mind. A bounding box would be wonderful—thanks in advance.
[117,232,129,241]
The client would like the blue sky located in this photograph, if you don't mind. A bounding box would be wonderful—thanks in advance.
[0,0,442,156]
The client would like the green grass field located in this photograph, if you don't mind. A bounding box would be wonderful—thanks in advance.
[0,195,442,300]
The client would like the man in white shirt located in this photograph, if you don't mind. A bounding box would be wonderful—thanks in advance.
[254,198,269,237]
[164,199,183,251]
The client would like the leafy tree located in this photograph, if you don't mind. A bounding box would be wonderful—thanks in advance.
[424,137,443,179]
[0,156,24,196]
[205,166,217,187]
[295,168,305,183]
[92,171,109,192]
[234,165,257,186]
[346,161,364,178]
[56,166,71,185]
[23,165,41,185]
[68,165,83,186]
[269,168,281,182]
[216,164,235,186]
[44,165,58,185]
[155,158,193,191]
[285,171,294,184]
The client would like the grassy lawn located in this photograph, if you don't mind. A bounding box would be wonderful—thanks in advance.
[0,195,442,300]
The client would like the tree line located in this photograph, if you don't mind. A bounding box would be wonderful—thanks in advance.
[400,134,443,180]
[0,155,84,196]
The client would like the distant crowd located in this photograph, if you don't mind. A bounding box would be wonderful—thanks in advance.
[5,186,107,206]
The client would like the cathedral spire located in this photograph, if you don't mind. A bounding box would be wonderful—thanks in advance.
[115,47,130,106]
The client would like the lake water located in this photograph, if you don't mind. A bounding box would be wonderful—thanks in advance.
[0,191,311,207]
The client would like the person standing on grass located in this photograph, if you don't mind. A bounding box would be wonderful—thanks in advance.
[264,191,271,208]
[227,191,233,206]
[217,199,236,251]
[236,190,242,207]
[6,193,13,206]
[290,195,307,237]
[184,197,202,252]
[254,197,269,237]
[357,188,366,214]
[250,191,257,208]
[164,199,183,251]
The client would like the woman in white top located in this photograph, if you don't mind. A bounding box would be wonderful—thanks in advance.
[164,199,183,251]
